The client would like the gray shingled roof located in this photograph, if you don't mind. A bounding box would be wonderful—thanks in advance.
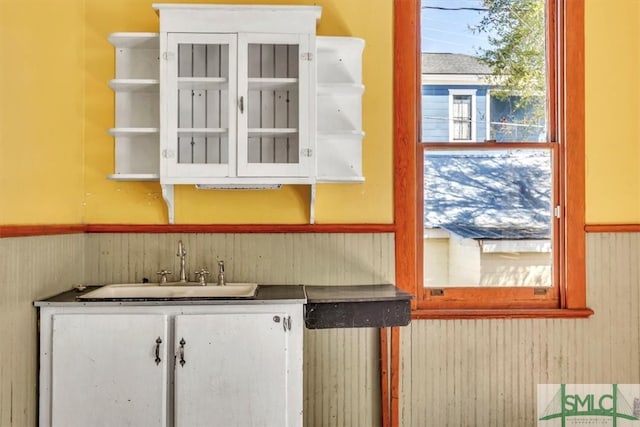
[422,53,492,75]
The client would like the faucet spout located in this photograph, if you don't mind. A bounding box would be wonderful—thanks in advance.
[217,260,225,286]
[177,240,187,283]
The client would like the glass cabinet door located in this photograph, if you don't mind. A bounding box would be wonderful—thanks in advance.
[165,33,237,179]
[237,33,312,178]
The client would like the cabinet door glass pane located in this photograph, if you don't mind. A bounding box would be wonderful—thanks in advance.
[177,42,229,165]
[246,43,299,165]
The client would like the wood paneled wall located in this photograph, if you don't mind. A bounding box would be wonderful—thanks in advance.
[0,234,85,427]
[3,232,638,427]
[400,233,640,426]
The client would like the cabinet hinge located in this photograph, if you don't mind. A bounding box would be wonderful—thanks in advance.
[300,148,313,157]
[162,149,175,159]
[301,52,313,61]
[162,51,175,60]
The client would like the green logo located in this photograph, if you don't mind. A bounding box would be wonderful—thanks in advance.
[539,384,640,426]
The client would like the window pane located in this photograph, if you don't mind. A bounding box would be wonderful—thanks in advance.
[423,149,553,287]
[421,0,548,143]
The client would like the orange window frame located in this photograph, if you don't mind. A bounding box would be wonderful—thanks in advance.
[393,0,591,318]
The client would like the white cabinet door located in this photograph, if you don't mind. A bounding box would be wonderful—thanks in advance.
[50,314,169,427]
[162,31,313,183]
[237,32,313,178]
[164,33,238,180]
[173,313,292,427]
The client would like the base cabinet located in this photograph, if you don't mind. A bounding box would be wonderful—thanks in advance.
[50,314,169,426]
[174,313,293,426]
[38,304,303,427]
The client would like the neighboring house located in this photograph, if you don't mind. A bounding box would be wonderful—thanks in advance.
[422,52,545,142]
[421,53,552,287]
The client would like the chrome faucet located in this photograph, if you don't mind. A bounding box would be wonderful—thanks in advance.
[157,269,172,284]
[194,268,209,286]
[177,240,187,283]
[217,260,225,286]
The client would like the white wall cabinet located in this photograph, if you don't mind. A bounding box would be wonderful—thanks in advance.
[106,5,364,223]
[39,304,303,427]
[161,31,314,184]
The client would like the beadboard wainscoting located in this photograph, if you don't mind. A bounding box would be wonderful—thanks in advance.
[0,234,85,427]
[400,232,640,426]
[83,233,395,287]
[3,231,640,426]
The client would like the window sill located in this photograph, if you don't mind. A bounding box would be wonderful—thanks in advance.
[412,307,594,320]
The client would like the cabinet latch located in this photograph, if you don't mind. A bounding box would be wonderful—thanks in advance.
[301,52,313,61]
[162,149,176,159]
[300,148,313,157]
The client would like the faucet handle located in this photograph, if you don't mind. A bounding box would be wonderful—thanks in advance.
[156,270,172,284]
[194,268,209,286]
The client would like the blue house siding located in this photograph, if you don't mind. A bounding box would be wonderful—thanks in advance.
[421,85,489,142]
[421,86,449,141]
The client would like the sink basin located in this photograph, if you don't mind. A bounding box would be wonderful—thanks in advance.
[78,283,259,300]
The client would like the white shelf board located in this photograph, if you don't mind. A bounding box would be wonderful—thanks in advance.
[317,130,365,139]
[108,128,159,137]
[248,78,298,91]
[317,36,365,51]
[177,128,227,137]
[316,176,365,183]
[248,128,298,137]
[177,77,227,90]
[107,173,160,182]
[317,83,364,95]
[108,33,159,49]
[109,79,159,92]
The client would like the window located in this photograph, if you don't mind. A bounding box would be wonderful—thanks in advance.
[394,0,589,317]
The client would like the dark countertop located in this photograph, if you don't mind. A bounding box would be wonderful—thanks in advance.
[35,284,413,329]
[304,284,413,329]
[304,284,412,303]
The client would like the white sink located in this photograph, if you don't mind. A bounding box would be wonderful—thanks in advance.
[78,283,259,300]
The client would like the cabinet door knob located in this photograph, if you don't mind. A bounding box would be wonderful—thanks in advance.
[239,96,244,113]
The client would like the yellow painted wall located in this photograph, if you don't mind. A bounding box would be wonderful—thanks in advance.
[1,0,640,225]
[585,0,640,224]
[82,0,393,224]
[0,0,85,224]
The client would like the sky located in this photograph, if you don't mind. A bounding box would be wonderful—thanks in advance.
[421,0,491,55]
